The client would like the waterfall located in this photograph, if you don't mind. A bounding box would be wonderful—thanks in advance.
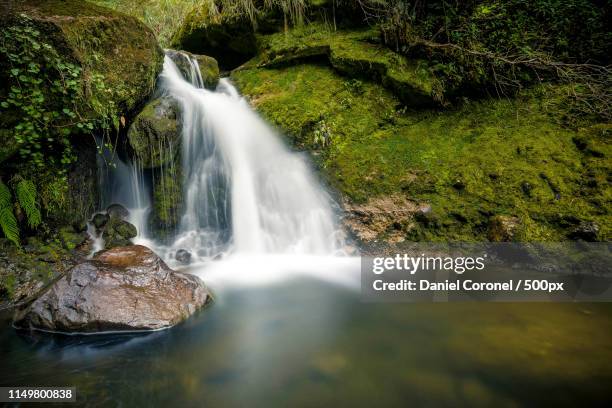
[96,141,151,241]
[100,52,344,264]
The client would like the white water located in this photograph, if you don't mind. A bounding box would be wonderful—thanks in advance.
[99,53,346,269]
[94,52,358,288]
[91,142,151,255]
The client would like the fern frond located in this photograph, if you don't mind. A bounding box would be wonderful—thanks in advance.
[15,179,41,228]
[0,181,11,207]
[0,182,20,246]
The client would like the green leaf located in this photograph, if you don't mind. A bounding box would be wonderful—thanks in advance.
[0,182,20,247]
[15,179,41,229]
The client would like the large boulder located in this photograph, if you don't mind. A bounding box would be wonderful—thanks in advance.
[166,50,220,90]
[0,0,164,164]
[128,97,181,168]
[14,245,210,332]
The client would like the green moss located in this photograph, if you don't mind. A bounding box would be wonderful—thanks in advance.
[128,97,180,169]
[232,63,610,241]
[152,164,183,234]
[195,54,220,90]
[255,23,442,106]
[4,0,163,131]
[167,51,220,90]
[171,6,257,69]
[58,226,84,251]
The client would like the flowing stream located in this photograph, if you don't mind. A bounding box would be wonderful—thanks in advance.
[101,52,344,268]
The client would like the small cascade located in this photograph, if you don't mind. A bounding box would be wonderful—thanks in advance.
[96,51,344,265]
[93,139,151,243]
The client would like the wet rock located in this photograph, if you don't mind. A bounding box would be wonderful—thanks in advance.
[14,245,210,332]
[568,221,600,242]
[127,97,181,169]
[103,218,137,249]
[487,215,521,242]
[151,163,183,232]
[166,50,220,90]
[92,213,110,229]
[175,249,192,265]
[106,204,129,220]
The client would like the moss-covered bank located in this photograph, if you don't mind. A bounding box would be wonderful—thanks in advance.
[232,62,610,242]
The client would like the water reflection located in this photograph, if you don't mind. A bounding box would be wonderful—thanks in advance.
[1,278,612,407]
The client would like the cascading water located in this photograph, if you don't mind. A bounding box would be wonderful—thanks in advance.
[104,52,345,265]
[90,141,151,254]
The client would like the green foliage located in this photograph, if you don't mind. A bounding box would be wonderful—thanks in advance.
[14,178,41,229]
[0,181,20,247]
[92,0,209,46]
[0,14,100,170]
[38,173,69,218]
[358,0,610,119]
[233,63,611,241]
[92,0,313,46]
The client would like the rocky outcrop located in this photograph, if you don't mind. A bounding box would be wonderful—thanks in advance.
[127,97,184,232]
[254,25,442,107]
[0,1,164,148]
[0,0,163,234]
[14,245,210,333]
[166,50,220,90]
[343,195,431,244]
[128,97,181,169]
[0,228,91,308]
[171,8,257,69]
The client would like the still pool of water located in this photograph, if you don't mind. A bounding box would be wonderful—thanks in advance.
[1,269,612,407]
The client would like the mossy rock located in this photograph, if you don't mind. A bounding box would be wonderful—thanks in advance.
[58,227,87,251]
[102,217,137,249]
[128,97,181,169]
[0,0,163,164]
[255,24,441,107]
[151,164,183,234]
[166,50,220,90]
[232,63,611,241]
[171,7,257,70]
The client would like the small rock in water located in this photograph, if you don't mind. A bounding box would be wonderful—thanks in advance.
[106,203,130,220]
[103,218,138,249]
[13,245,210,333]
[91,213,110,229]
[175,249,192,265]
